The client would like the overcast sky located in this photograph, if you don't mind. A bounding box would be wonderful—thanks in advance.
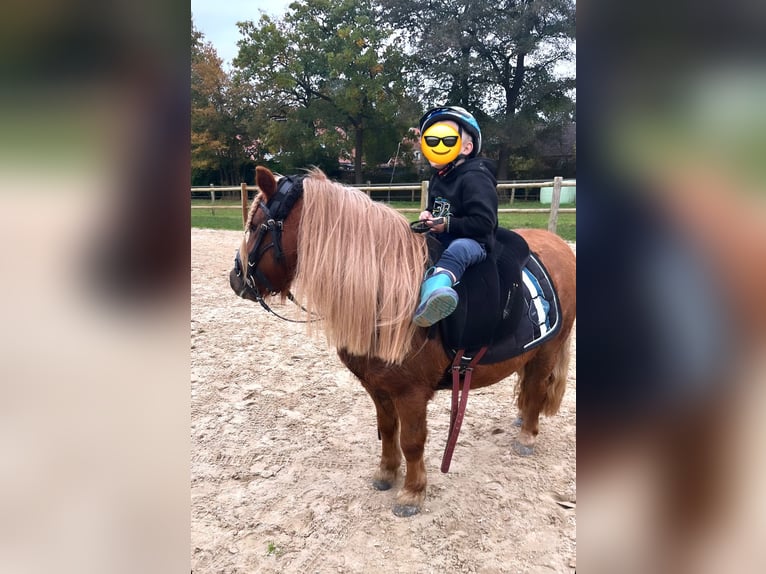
[191,0,294,68]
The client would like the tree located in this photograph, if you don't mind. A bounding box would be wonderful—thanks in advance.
[380,0,576,179]
[234,0,410,183]
[191,19,256,185]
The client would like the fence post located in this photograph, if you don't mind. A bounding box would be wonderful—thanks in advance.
[241,183,248,228]
[548,176,562,233]
[420,180,429,212]
[210,184,215,216]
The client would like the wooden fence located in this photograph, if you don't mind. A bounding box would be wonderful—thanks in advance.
[192,177,575,233]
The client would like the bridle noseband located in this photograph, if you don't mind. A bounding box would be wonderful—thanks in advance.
[234,175,315,323]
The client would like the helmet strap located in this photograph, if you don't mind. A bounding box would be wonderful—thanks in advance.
[436,154,467,177]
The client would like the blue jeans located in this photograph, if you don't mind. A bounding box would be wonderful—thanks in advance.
[436,238,487,282]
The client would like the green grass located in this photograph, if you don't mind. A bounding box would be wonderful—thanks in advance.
[191,208,245,230]
[191,199,576,242]
[266,541,282,556]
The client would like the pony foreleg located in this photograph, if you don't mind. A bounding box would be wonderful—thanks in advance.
[368,391,401,491]
[391,392,429,517]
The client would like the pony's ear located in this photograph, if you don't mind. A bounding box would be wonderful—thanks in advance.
[255,166,277,200]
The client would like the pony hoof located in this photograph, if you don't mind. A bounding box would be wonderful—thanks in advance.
[372,479,393,491]
[513,440,535,456]
[393,504,420,517]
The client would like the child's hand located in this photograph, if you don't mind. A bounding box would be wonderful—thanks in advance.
[428,218,446,233]
[418,211,446,233]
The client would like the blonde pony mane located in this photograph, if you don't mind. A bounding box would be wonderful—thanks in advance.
[293,168,429,364]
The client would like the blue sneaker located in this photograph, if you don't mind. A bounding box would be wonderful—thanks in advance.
[413,272,458,327]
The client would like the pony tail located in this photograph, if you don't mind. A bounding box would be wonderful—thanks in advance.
[544,331,571,416]
[514,329,572,418]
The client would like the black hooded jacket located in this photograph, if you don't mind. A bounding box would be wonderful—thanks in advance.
[426,157,499,251]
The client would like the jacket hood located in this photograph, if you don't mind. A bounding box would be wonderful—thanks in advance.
[448,157,498,182]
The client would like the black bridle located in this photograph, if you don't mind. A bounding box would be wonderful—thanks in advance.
[233,175,316,323]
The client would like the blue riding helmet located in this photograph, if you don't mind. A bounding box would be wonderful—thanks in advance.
[418,106,482,156]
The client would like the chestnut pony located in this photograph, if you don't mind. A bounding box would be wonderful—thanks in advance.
[230,166,576,516]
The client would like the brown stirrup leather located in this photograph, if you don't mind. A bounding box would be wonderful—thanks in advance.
[441,346,488,473]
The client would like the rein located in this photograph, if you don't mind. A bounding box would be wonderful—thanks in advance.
[234,175,319,324]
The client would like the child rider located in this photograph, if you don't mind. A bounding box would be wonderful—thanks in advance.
[413,106,498,327]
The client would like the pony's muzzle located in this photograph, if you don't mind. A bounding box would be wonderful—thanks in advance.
[229,267,252,300]
[231,250,254,299]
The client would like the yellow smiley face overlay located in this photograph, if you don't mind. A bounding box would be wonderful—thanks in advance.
[421,122,462,165]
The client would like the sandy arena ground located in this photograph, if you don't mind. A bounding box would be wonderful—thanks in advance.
[191,228,576,573]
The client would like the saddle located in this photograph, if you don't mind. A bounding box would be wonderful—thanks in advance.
[422,228,565,473]
[425,228,562,366]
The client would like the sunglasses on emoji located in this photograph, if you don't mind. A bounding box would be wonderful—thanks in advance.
[423,135,459,147]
